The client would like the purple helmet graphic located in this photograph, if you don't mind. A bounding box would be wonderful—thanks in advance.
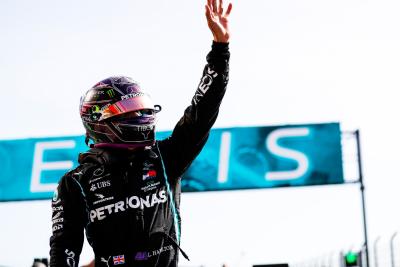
[79,76,161,147]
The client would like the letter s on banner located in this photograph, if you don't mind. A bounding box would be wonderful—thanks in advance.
[30,140,76,193]
[265,127,310,181]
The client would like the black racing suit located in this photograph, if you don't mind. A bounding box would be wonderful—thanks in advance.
[50,42,230,267]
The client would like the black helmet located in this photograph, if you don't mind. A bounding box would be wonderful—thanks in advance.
[79,76,161,148]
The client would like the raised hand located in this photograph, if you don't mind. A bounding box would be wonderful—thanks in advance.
[205,0,233,43]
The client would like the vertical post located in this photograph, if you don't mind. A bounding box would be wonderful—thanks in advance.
[339,251,345,267]
[373,237,381,267]
[390,232,397,267]
[355,130,370,267]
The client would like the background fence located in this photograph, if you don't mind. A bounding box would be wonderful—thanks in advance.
[290,232,400,267]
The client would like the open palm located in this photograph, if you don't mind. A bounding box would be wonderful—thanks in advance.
[205,0,233,43]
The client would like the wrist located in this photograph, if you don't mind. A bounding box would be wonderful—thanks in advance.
[214,37,229,43]
[213,33,230,43]
[212,41,230,51]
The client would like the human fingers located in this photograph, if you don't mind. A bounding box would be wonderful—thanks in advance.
[212,0,218,13]
[218,0,223,14]
[205,4,214,22]
[207,0,212,10]
[224,2,233,17]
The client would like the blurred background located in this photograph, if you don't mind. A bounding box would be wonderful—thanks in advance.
[1,0,400,266]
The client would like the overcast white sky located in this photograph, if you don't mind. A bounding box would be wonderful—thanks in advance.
[1,0,400,266]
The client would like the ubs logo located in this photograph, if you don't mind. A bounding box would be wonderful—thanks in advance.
[90,180,111,192]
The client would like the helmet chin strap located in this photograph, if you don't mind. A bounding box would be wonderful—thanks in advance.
[93,141,154,150]
[85,136,90,146]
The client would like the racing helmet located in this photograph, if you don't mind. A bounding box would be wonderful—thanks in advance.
[79,76,161,147]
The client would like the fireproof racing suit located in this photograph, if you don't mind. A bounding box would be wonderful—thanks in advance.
[50,42,230,267]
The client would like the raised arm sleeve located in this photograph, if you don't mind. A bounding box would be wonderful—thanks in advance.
[159,41,230,180]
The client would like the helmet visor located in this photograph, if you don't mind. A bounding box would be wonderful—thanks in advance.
[99,95,154,121]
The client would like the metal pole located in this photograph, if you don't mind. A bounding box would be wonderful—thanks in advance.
[373,237,381,267]
[339,251,345,267]
[390,232,397,267]
[355,130,370,267]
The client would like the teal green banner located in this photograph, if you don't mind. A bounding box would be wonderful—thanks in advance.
[0,123,343,201]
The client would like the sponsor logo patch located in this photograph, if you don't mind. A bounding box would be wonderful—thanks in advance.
[148,245,174,258]
[134,245,174,261]
[135,252,148,261]
[143,170,157,180]
[113,255,125,265]
[89,191,167,222]
[52,212,62,220]
[52,205,63,212]
[101,256,111,267]
[143,161,154,170]
[95,193,105,199]
[90,180,111,191]
[93,194,114,205]
[52,224,63,232]
[65,249,76,267]
[93,167,105,177]
[89,174,110,184]
[53,218,64,224]
[141,181,160,192]
[193,67,218,105]
[121,92,144,100]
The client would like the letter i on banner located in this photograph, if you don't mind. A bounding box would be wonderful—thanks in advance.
[217,131,231,184]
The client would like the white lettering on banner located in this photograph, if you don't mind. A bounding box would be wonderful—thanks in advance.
[217,131,231,183]
[265,127,311,181]
[30,140,76,193]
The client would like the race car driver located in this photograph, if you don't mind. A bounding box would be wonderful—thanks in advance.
[50,0,232,266]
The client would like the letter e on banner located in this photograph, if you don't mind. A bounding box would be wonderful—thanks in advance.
[30,140,76,193]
